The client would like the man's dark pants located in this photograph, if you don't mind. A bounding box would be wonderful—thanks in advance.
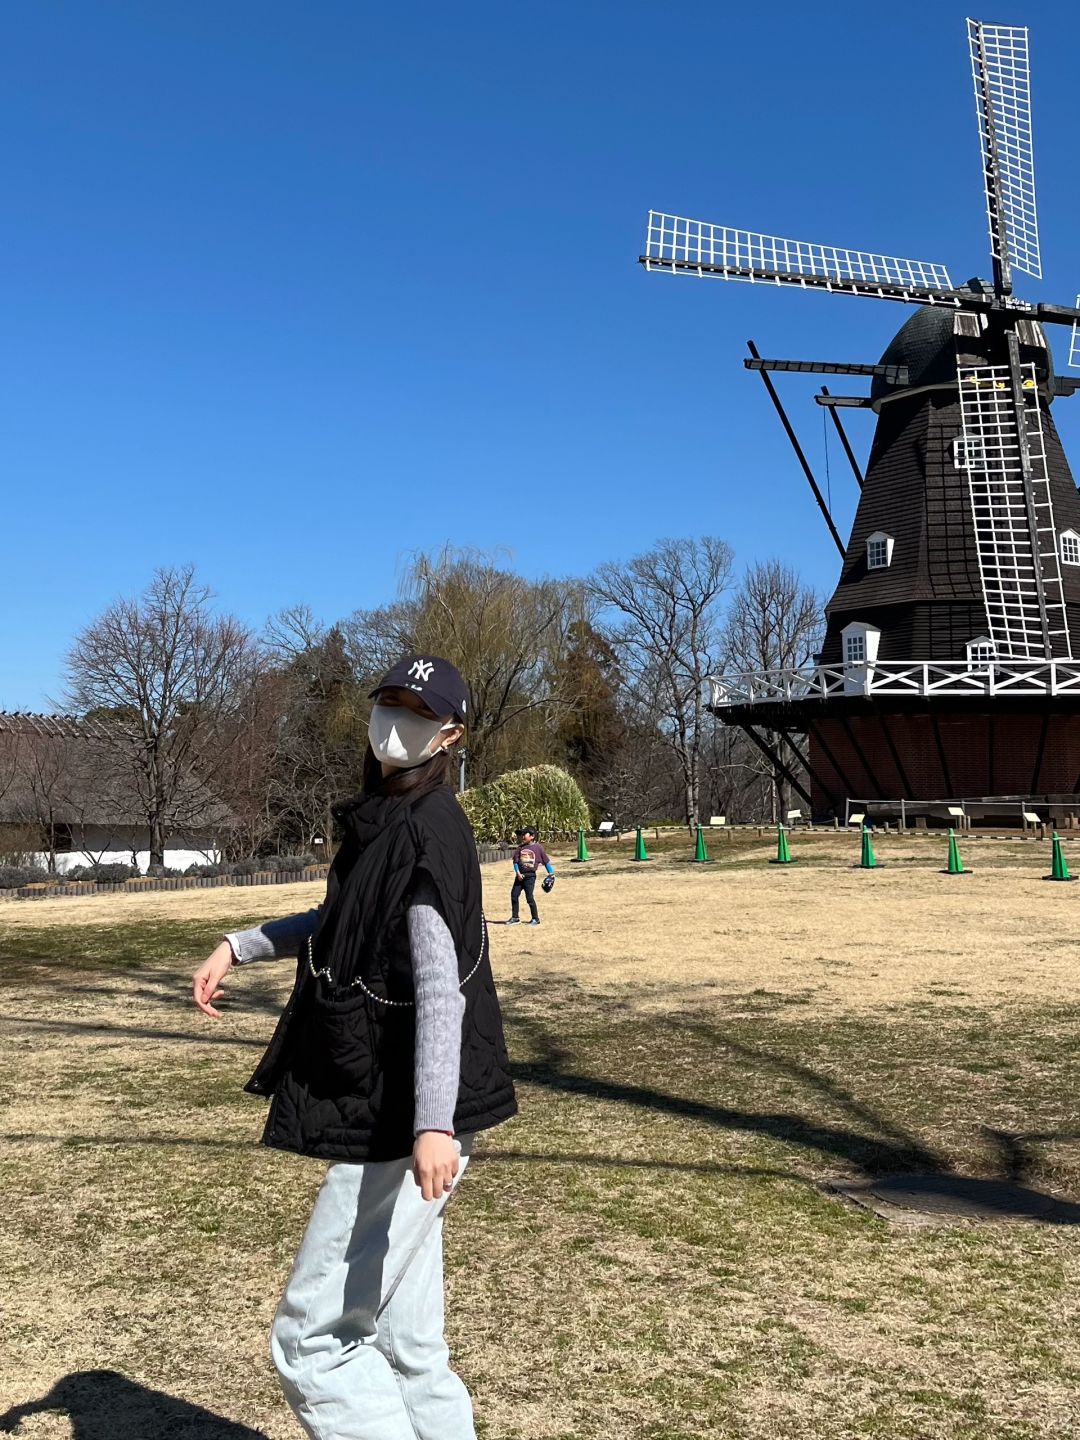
[511,872,538,920]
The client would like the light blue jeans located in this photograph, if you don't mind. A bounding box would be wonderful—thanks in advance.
[271,1138,475,1439]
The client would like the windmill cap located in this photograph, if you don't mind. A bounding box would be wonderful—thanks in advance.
[871,288,1054,407]
[370,655,469,723]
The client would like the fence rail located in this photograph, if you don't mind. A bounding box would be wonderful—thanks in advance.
[708,658,1080,708]
[0,846,515,901]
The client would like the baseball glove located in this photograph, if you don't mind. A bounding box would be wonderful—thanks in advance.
[541,874,555,893]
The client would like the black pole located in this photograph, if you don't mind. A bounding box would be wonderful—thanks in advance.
[774,727,839,810]
[805,719,860,802]
[839,715,886,800]
[820,386,864,489]
[739,724,813,809]
[876,712,914,797]
[747,340,846,560]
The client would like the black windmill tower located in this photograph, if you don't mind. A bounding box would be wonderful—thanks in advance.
[641,17,1080,819]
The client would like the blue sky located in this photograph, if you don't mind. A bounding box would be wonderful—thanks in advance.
[4,1,1080,707]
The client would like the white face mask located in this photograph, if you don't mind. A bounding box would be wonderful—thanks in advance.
[368,703,456,770]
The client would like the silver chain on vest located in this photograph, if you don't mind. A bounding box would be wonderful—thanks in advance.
[306,912,488,1008]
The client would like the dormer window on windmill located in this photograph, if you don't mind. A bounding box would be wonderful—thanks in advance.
[842,621,881,667]
[966,637,995,668]
[1060,530,1080,566]
[866,532,894,570]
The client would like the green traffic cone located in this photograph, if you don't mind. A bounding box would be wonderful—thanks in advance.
[860,825,876,870]
[1047,831,1075,881]
[572,828,589,863]
[692,824,711,863]
[770,824,793,865]
[632,827,650,862]
[945,828,968,875]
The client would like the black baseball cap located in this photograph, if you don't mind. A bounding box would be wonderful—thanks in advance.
[369,654,469,724]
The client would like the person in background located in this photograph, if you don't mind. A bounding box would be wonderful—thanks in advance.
[507,825,554,926]
[192,654,516,1440]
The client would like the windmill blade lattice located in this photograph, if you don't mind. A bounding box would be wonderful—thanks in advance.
[958,362,1070,660]
[969,19,1041,281]
[642,213,955,303]
[1070,295,1080,370]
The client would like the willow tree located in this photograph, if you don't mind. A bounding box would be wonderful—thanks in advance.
[341,548,583,786]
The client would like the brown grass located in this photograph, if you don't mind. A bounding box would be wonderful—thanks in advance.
[1,833,1079,1438]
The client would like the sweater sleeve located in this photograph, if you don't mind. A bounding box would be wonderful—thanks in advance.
[225,908,321,965]
[407,877,465,1135]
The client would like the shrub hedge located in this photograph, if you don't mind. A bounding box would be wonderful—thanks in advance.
[459,764,589,844]
[0,864,49,888]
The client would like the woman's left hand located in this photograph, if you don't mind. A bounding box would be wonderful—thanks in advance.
[412,1132,459,1201]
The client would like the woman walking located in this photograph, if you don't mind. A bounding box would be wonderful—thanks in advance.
[192,655,516,1440]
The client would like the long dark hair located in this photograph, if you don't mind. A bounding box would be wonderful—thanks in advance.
[362,744,454,799]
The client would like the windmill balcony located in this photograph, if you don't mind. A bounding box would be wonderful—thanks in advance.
[707,657,1080,710]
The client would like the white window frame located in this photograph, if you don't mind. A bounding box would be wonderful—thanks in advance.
[841,621,881,693]
[952,435,987,471]
[866,531,894,570]
[966,636,995,668]
[1061,530,1080,566]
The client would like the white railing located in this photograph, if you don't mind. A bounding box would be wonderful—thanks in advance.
[707,658,1080,708]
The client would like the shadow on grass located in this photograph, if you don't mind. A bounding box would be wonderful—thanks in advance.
[0,1014,269,1047]
[505,1014,1080,1219]
[509,1010,943,1176]
[983,1125,1080,1182]
[0,1369,265,1438]
[1,1130,806,1186]
[513,1054,941,1175]
[0,966,291,1020]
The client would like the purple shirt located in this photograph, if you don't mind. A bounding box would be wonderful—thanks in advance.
[513,842,551,875]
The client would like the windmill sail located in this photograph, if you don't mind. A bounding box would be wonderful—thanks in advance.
[958,361,1070,659]
[1070,295,1080,369]
[968,19,1041,283]
[641,213,955,304]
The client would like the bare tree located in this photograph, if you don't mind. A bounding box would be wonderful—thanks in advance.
[593,720,680,829]
[64,566,251,872]
[723,559,823,819]
[13,731,70,873]
[262,603,327,665]
[261,624,369,850]
[340,602,416,691]
[212,658,292,859]
[591,538,734,828]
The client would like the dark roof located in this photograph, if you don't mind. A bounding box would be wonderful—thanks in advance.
[0,712,113,740]
[870,281,1057,405]
[871,307,959,403]
[0,713,231,830]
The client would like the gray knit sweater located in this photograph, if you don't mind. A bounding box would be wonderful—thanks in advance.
[225,879,464,1134]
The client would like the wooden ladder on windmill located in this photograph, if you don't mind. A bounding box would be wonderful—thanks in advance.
[958,356,1072,661]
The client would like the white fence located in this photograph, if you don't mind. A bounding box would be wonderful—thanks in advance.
[707,658,1080,709]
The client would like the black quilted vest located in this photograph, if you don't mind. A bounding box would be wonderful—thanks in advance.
[245,784,517,1161]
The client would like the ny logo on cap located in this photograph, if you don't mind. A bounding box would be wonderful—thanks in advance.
[409,659,435,683]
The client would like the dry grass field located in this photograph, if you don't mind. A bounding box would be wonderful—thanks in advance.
[2,828,1079,1439]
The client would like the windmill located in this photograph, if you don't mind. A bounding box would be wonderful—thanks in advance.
[641,18,1080,821]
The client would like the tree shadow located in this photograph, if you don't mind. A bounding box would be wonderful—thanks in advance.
[0,1014,267,1048]
[0,1369,266,1439]
[0,965,291,1021]
[982,1126,1080,1183]
[508,1011,943,1178]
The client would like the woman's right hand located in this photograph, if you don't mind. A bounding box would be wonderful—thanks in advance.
[193,941,237,1019]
